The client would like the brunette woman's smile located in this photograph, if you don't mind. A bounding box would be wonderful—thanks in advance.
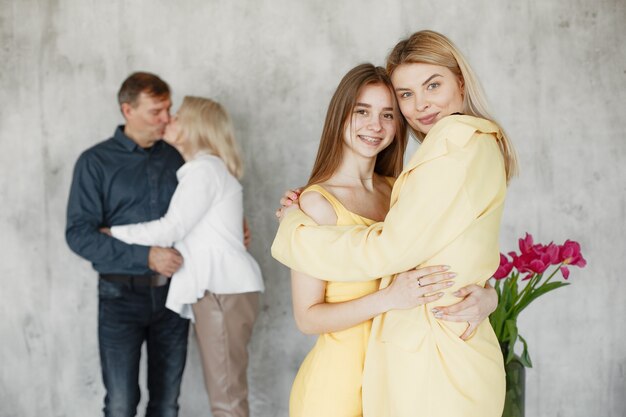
[358,134,384,146]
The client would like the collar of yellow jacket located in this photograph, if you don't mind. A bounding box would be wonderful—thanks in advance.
[404,115,502,171]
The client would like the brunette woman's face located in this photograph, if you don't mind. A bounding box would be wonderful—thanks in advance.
[391,63,464,134]
[343,83,396,159]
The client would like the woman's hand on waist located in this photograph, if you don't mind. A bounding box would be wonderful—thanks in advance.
[382,265,456,311]
[430,281,497,340]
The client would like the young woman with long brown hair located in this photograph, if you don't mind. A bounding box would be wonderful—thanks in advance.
[286,63,457,417]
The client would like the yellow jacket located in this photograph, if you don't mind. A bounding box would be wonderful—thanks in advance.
[272,115,507,416]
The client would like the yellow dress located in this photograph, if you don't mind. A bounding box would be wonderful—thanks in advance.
[273,116,507,417]
[289,185,379,417]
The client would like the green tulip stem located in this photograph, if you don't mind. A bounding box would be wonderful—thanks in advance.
[541,263,563,286]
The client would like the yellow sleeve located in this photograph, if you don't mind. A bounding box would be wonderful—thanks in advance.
[271,133,504,281]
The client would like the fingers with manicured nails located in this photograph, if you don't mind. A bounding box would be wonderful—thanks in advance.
[412,265,454,286]
[451,284,481,298]
[433,282,497,334]
[395,273,455,294]
[417,271,457,287]
[419,281,455,296]
[421,293,445,304]
[431,294,475,319]
[438,296,478,314]
[385,272,447,310]
[397,276,448,294]
[280,191,295,207]
[398,266,454,284]
[432,311,477,322]
[413,265,450,278]
[453,283,498,318]
[460,322,476,340]
[276,204,298,223]
[280,189,301,207]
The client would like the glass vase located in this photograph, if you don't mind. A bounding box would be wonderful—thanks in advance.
[502,354,525,417]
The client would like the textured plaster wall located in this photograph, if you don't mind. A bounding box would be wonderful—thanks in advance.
[1,0,624,416]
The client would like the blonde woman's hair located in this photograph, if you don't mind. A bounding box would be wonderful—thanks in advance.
[387,30,518,181]
[177,96,244,179]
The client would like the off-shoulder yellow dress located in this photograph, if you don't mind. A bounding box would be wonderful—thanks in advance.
[289,185,380,417]
[273,115,507,417]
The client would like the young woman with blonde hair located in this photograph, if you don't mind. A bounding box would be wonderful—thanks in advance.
[105,96,264,417]
[273,30,517,417]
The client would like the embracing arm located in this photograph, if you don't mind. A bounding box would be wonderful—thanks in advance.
[291,270,383,334]
[272,133,504,282]
[292,266,453,334]
[290,190,453,334]
[278,190,500,339]
[432,281,498,339]
[111,161,219,247]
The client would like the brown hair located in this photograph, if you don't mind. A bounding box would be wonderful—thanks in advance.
[117,72,170,107]
[387,30,518,181]
[307,63,407,186]
[177,96,244,179]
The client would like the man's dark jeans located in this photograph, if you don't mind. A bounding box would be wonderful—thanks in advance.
[98,278,190,417]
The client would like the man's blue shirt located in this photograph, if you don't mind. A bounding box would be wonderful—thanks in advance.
[66,126,184,275]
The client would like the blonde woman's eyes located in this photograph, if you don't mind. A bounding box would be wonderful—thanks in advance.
[398,91,412,99]
[427,82,440,91]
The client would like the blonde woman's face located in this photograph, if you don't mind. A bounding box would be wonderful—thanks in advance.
[163,113,185,146]
[343,83,396,159]
[391,63,464,134]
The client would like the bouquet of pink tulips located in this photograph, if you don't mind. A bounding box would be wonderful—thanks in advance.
[489,233,587,366]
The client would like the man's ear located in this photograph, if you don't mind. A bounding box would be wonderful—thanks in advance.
[121,102,133,120]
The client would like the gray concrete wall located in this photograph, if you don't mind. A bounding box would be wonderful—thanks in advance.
[1,0,624,416]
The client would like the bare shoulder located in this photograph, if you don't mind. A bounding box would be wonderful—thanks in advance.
[299,190,338,226]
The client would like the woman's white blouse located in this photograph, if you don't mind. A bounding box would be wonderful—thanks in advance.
[111,153,264,320]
